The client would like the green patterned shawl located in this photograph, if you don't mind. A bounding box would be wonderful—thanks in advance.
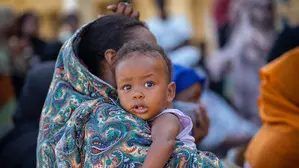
[36,23,224,168]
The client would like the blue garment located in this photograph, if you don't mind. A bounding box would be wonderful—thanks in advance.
[172,64,206,94]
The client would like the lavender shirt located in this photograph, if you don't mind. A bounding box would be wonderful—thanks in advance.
[153,108,196,148]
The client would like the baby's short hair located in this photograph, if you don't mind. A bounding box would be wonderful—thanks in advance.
[114,41,172,82]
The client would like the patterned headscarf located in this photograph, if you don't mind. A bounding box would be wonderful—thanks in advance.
[37,19,223,167]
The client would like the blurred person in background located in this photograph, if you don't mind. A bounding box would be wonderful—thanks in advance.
[0,6,17,138]
[213,0,231,49]
[10,11,46,99]
[209,0,244,96]
[245,47,299,168]
[58,12,79,43]
[0,10,62,166]
[243,17,299,167]
[221,22,299,167]
[172,64,258,159]
[0,61,55,168]
[0,42,61,168]
[210,0,229,97]
[17,11,45,59]
[172,64,210,144]
[147,0,201,68]
[207,0,275,125]
[40,42,63,62]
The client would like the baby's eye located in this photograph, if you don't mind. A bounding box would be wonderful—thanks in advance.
[144,81,154,88]
[123,85,132,90]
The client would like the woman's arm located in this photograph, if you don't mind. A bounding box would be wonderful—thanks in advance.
[143,113,181,168]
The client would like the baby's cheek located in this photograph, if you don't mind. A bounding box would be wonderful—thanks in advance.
[152,91,168,108]
[118,93,129,107]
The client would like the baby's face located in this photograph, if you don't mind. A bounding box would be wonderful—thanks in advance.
[115,54,175,120]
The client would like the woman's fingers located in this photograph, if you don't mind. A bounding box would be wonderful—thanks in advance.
[199,104,209,137]
[107,3,140,20]
[199,104,210,128]
[194,107,201,128]
[124,3,133,16]
[192,105,210,144]
[191,117,201,143]
[97,14,104,18]
[107,4,117,12]
[115,2,126,14]
[131,11,140,20]
[191,117,197,130]
[194,103,210,138]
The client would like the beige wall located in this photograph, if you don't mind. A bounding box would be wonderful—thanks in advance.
[3,0,298,53]
[78,0,299,54]
[276,0,299,28]
[132,0,213,41]
[1,0,216,51]
[132,0,216,54]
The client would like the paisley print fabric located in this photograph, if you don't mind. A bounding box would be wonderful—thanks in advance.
[37,22,224,168]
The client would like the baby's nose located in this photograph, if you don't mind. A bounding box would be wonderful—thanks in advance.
[133,91,145,100]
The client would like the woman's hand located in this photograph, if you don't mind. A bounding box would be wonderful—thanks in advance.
[107,2,140,20]
[192,103,210,144]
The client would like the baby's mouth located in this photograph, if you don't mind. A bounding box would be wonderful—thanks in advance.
[131,105,148,114]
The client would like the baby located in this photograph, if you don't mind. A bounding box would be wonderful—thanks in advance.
[114,41,196,167]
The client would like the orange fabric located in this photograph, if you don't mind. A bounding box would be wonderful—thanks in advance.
[246,47,299,168]
[0,75,14,108]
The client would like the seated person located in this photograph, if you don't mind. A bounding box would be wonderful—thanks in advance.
[171,64,258,155]
[173,64,206,103]
[0,61,55,168]
[172,65,209,144]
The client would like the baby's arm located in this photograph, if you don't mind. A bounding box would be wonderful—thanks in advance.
[143,113,182,168]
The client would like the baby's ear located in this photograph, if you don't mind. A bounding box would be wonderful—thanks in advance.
[167,82,176,103]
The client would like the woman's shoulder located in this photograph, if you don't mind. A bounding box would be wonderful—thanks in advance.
[91,100,124,116]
